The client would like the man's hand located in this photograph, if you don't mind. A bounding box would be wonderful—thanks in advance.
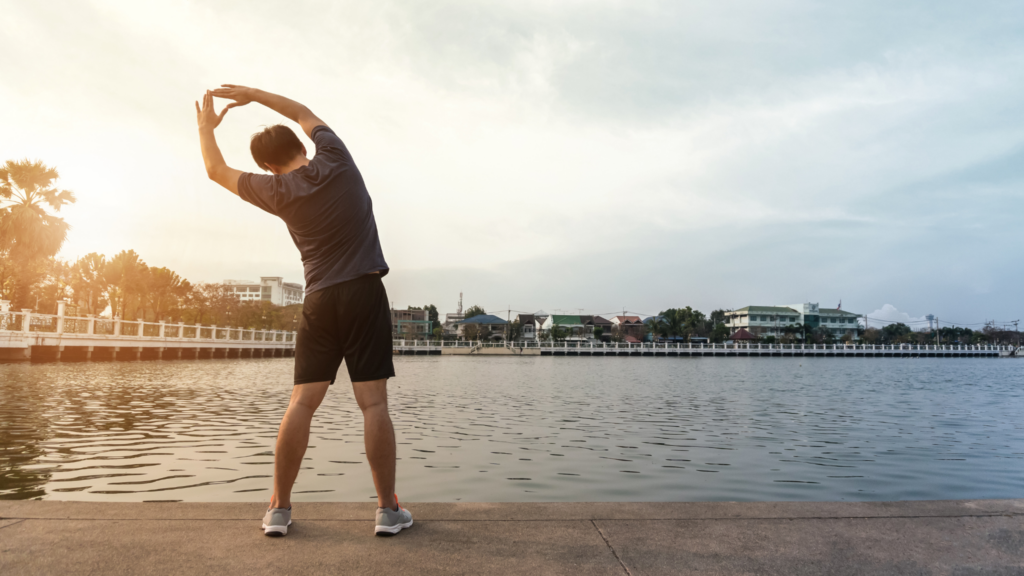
[195,90,229,132]
[211,84,255,111]
[211,84,326,139]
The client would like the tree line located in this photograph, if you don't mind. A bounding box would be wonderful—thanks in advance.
[1,159,300,330]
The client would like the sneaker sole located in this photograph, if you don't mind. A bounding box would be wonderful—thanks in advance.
[374,519,413,537]
[262,520,292,537]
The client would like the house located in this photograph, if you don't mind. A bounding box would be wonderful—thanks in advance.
[455,314,508,340]
[514,314,537,341]
[580,315,613,341]
[391,308,431,340]
[609,315,644,341]
[442,312,464,336]
[724,302,861,341]
[540,315,587,340]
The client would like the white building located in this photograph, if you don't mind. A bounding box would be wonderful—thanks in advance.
[223,277,303,306]
[724,302,861,341]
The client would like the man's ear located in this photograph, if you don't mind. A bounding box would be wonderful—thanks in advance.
[301,144,307,158]
[266,163,281,175]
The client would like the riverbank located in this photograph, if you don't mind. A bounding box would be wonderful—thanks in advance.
[1,499,1021,575]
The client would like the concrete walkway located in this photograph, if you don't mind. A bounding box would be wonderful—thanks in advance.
[1,499,1021,575]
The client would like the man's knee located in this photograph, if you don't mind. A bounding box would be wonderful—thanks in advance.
[352,379,389,413]
[288,381,330,413]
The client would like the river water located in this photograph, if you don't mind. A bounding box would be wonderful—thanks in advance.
[1,357,1021,503]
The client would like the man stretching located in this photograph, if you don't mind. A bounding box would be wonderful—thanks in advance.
[195,86,411,537]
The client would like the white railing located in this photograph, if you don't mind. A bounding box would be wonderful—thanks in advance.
[391,339,1010,353]
[0,300,296,345]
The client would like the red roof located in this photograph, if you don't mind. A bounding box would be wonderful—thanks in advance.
[624,335,641,343]
[729,328,757,341]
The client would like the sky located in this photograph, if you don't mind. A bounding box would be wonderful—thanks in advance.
[3,1,1022,328]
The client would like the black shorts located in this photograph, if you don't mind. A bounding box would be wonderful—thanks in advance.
[294,273,395,385]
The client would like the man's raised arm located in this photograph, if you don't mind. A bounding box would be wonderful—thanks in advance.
[212,85,326,139]
[196,90,243,195]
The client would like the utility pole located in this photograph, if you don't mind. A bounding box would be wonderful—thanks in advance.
[936,317,940,346]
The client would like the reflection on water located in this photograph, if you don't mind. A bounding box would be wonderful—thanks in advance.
[1,357,1022,502]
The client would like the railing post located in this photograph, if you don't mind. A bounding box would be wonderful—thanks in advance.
[138,318,144,338]
[159,321,166,338]
[87,314,96,335]
[113,316,122,337]
[56,299,67,334]
[22,309,32,334]
[178,321,184,339]
[196,323,202,339]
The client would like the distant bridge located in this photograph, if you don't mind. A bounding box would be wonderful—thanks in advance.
[0,301,295,362]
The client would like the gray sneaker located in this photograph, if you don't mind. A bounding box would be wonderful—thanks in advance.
[262,507,292,537]
[375,498,413,536]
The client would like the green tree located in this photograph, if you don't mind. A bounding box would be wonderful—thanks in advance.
[710,322,729,343]
[422,304,439,332]
[880,322,912,344]
[464,305,485,320]
[0,160,76,308]
[645,316,666,340]
[508,320,523,342]
[593,326,604,340]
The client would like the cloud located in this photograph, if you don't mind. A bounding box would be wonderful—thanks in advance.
[864,304,930,329]
[0,1,1022,323]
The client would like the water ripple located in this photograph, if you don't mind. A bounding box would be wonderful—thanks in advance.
[1,357,1022,502]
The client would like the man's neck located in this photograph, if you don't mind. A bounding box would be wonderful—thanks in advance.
[278,156,310,175]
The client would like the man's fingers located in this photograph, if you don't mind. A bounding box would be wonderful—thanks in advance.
[218,107,229,121]
[195,101,201,114]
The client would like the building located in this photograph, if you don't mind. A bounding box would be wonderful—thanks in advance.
[724,302,861,341]
[609,315,644,341]
[514,314,537,341]
[223,277,303,306]
[442,313,465,336]
[391,308,432,340]
[540,315,588,340]
[580,315,613,341]
[454,314,508,340]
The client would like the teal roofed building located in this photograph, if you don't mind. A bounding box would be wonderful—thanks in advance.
[724,302,861,341]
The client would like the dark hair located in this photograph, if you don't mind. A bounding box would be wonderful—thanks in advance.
[250,124,304,171]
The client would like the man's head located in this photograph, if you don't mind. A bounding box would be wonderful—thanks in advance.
[250,124,307,174]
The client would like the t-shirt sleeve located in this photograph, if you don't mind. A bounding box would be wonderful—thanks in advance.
[237,172,280,215]
[311,125,353,164]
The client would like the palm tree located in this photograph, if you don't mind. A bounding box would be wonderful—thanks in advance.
[104,250,148,320]
[0,160,76,308]
[145,267,186,321]
[71,253,109,315]
[644,316,665,341]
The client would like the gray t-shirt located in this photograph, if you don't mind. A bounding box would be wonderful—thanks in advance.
[238,125,388,295]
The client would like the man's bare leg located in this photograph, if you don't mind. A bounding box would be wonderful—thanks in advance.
[352,378,398,510]
[270,381,330,509]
